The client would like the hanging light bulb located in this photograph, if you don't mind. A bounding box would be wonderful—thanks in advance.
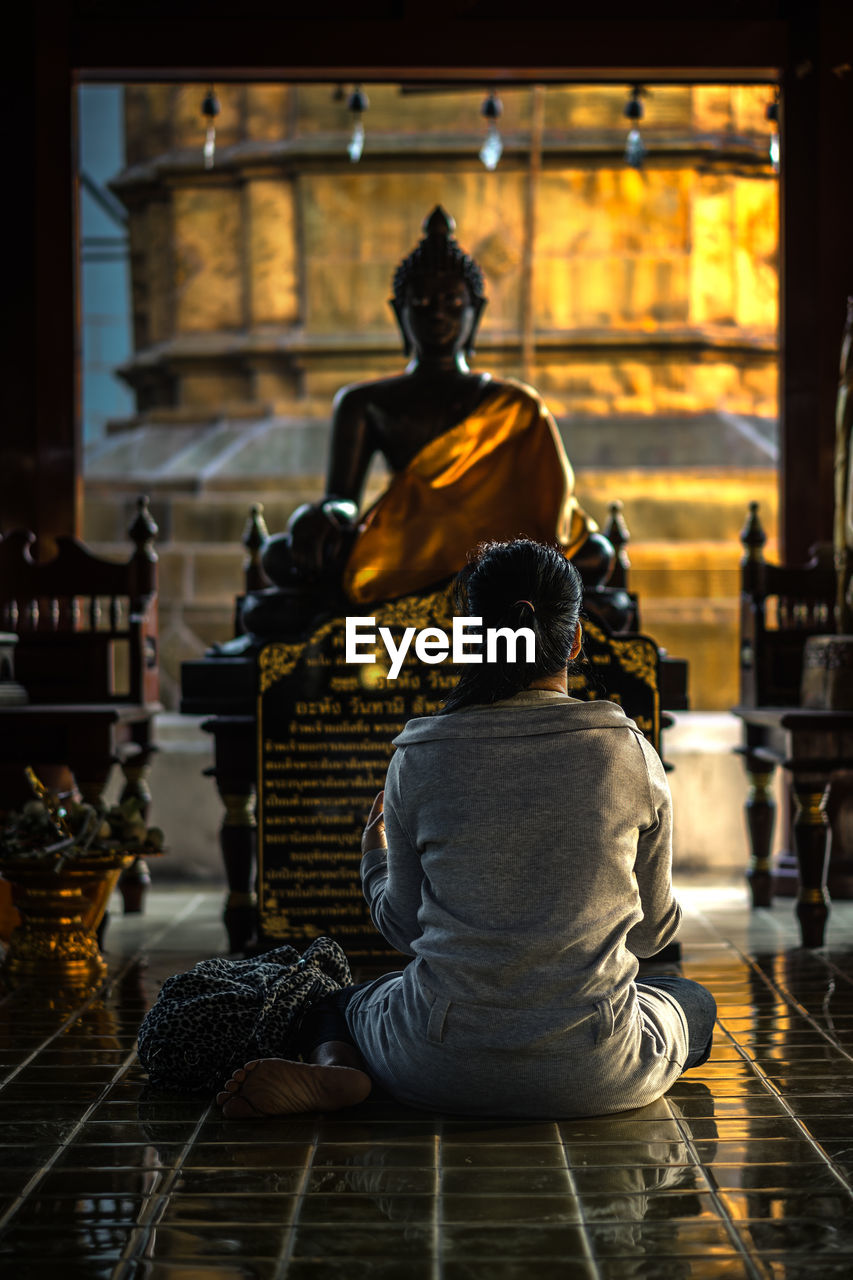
[201,86,220,171]
[347,86,368,163]
[766,88,780,174]
[479,90,503,171]
[624,85,646,169]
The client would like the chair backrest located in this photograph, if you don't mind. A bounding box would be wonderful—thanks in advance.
[739,501,837,706]
[0,497,159,706]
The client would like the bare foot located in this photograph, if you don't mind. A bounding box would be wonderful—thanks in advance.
[215,1057,372,1118]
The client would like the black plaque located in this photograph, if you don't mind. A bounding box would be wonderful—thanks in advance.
[257,586,456,960]
[257,590,660,960]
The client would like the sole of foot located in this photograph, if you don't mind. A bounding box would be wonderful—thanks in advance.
[215,1057,372,1118]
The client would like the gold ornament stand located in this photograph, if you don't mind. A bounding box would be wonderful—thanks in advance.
[0,852,134,986]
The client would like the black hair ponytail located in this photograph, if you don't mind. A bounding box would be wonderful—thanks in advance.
[440,539,583,714]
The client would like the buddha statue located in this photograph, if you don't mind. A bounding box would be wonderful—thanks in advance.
[246,206,613,636]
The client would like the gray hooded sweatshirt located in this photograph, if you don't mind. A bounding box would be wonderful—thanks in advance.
[346,691,688,1117]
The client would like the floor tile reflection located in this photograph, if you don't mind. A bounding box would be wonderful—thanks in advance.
[0,885,852,1279]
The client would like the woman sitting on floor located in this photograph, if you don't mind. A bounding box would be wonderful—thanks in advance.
[217,538,716,1119]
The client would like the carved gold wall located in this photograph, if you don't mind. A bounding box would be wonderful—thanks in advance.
[114,82,777,419]
[84,82,779,710]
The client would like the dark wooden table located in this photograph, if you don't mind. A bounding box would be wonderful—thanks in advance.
[0,703,157,801]
[732,705,853,946]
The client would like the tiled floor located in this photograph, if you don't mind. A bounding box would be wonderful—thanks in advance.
[2,883,853,1279]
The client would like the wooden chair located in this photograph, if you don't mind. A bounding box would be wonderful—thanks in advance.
[734,500,853,905]
[0,496,161,910]
[738,501,837,706]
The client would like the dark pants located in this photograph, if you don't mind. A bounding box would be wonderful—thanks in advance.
[637,976,717,1069]
[299,973,717,1074]
[297,979,381,1057]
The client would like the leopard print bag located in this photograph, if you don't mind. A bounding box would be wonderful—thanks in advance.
[137,935,352,1092]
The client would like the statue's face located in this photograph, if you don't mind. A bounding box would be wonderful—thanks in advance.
[401,272,476,356]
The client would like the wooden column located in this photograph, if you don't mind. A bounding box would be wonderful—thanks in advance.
[779,2,853,563]
[1,0,78,545]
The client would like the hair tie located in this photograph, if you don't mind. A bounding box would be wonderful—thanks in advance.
[513,599,535,613]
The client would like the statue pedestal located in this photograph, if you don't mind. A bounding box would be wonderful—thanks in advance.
[241,584,343,643]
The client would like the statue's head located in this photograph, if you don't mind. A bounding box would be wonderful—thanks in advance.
[391,206,487,360]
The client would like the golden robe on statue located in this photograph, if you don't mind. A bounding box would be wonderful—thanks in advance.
[343,379,596,606]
